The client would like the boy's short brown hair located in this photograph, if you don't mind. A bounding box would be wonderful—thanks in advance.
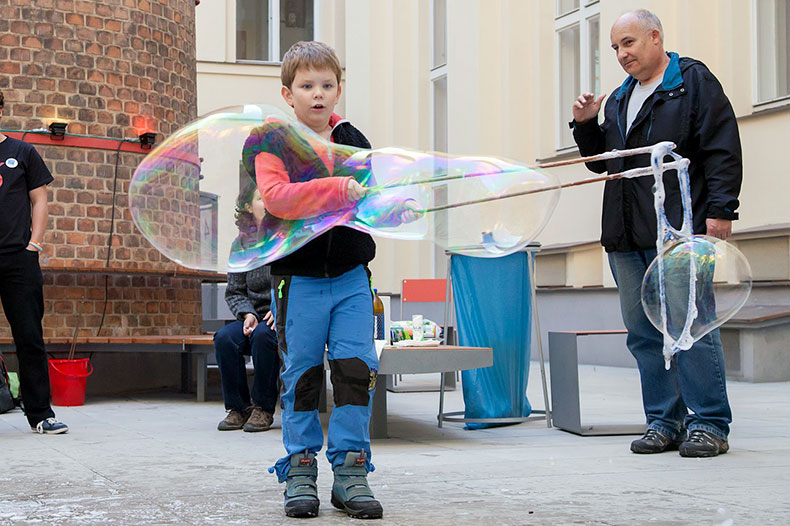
[0,91,4,109]
[281,41,342,88]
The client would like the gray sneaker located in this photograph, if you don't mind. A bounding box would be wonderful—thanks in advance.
[331,451,383,519]
[217,408,250,431]
[243,406,273,432]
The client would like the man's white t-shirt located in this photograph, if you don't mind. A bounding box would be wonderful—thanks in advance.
[626,77,662,133]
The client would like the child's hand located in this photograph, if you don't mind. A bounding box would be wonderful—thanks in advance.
[399,200,424,224]
[347,179,367,202]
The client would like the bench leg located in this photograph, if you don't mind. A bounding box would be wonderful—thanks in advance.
[195,352,207,403]
[180,353,190,394]
[370,373,388,439]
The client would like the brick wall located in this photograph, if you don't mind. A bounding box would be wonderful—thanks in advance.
[0,0,202,337]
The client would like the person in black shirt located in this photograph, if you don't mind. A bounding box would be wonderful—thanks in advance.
[0,91,68,434]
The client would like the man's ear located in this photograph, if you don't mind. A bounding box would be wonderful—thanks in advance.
[281,85,294,107]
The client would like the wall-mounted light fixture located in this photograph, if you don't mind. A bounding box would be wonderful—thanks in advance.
[48,121,68,139]
[139,132,157,150]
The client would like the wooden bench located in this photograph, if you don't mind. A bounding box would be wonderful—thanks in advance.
[0,335,215,402]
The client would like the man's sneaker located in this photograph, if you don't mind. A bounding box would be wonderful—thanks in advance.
[243,406,273,432]
[217,408,250,431]
[284,452,320,518]
[630,429,682,454]
[32,418,68,435]
[330,451,383,519]
[679,430,729,457]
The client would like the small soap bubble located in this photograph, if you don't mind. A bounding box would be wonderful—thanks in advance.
[641,235,752,357]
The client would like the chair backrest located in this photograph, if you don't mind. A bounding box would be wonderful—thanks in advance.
[401,278,450,303]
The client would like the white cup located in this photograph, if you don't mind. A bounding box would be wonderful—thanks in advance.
[412,314,424,341]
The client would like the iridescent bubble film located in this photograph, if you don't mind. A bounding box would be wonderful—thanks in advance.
[641,235,752,352]
[130,104,560,272]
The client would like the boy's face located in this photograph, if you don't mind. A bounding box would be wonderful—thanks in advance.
[281,67,342,133]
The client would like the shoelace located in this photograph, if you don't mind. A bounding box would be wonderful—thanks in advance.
[687,430,712,444]
[36,417,58,433]
[643,429,661,440]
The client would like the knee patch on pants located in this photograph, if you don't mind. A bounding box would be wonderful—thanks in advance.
[294,364,324,411]
[329,357,376,408]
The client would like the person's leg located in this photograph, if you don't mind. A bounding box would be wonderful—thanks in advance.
[248,320,279,414]
[213,321,252,413]
[270,274,331,518]
[609,250,688,443]
[271,274,330,480]
[677,327,732,456]
[0,251,57,429]
[326,265,382,519]
[243,321,280,432]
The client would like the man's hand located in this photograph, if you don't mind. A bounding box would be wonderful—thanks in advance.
[347,179,367,202]
[706,218,732,240]
[243,313,259,336]
[572,93,607,124]
[263,310,275,330]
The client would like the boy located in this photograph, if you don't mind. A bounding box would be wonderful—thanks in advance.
[242,41,386,519]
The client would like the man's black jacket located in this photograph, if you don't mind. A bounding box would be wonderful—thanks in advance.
[572,52,742,253]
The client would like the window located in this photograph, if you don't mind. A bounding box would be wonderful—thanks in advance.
[555,1,600,149]
[431,0,448,276]
[755,0,790,103]
[236,0,315,63]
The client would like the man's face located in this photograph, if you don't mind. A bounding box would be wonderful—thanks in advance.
[610,16,663,82]
[281,67,341,134]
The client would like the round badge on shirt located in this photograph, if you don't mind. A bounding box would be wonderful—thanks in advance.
[5,158,18,168]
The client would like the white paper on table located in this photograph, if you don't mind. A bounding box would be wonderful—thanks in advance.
[392,339,442,347]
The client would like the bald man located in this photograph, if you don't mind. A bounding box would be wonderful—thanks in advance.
[570,10,741,457]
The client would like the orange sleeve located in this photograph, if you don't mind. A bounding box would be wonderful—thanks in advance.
[254,152,354,220]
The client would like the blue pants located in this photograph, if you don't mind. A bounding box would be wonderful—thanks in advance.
[270,265,378,482]
[609,250,732,440]
[213,320,279,414]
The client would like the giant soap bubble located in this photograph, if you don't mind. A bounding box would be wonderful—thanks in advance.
[130,104,560,273]
[641,235,752,354]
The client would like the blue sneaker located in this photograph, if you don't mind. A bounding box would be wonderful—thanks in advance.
[32,418,69,434]
[331,451,383,519]
[284,451,319,518]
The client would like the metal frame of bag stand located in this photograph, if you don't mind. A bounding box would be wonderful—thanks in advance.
[438,243,552,428]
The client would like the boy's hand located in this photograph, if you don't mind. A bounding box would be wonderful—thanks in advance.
[347,179,367,202]
[399,200,424,224]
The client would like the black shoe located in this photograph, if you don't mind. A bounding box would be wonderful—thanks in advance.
[679,430,729,457]
[630,429,682,454]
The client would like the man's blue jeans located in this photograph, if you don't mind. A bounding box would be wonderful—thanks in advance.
[608,249,732,440]
[214,319,279,414]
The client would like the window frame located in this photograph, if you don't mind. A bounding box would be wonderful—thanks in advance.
[554,1,601,151]
[234,0,319,64]
[431,0,449,278]
[751,0,790,108]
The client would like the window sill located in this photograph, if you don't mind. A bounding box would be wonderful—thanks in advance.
[740,96,790,121]
[536,146,580,165]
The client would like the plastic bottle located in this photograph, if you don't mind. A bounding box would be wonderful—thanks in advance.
[372,289,385,340]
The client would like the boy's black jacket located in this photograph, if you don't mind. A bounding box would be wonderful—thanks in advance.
[266,121,376,278]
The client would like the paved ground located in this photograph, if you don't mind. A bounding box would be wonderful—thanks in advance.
[2,364,789,525]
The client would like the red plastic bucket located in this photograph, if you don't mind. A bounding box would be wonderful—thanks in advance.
[48,359,93,406]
